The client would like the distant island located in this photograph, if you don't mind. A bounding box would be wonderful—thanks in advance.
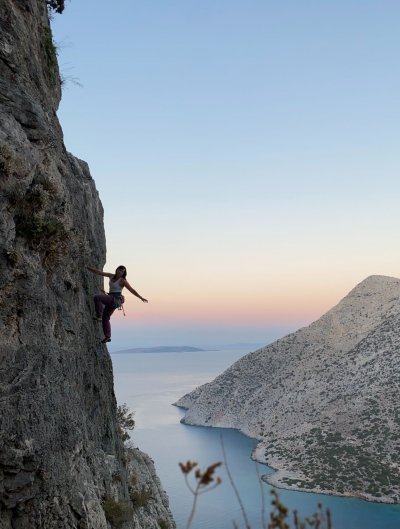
[113,346,206,354]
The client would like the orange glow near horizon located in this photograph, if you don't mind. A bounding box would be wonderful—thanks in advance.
[119,278,349,327]
[103,249,400,331]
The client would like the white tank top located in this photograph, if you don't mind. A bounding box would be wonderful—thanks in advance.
[109,278,123,293]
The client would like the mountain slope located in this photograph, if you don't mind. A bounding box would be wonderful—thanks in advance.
[175,275,400,503]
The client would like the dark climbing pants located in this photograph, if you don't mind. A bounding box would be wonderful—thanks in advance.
[94,293,115,338]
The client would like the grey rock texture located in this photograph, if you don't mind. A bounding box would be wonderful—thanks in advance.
[0,1,174,528]
[126,449,175,529]
[176,275,400,503]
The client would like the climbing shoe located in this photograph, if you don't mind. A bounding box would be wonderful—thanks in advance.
[101,337,111,344]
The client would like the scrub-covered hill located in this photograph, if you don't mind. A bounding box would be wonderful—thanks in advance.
[176,275,400,503]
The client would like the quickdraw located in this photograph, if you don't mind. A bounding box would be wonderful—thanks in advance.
[113,295,126,317]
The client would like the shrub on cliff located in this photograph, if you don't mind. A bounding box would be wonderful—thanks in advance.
[117,403,135,442]
[102,497,133,526]
[46,0,65,14]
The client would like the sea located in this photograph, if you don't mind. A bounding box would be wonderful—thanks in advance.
[111,347,400,529]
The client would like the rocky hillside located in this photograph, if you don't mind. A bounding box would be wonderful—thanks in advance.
[0,1,174,528]
[176,275,400,503]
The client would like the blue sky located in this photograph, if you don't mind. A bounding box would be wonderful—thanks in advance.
[52,1,400,350]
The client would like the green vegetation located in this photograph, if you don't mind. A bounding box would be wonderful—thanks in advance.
[130,486,152,509]
[264,423,400,501]
[102,497,133,527]
[8,178,72,267]
[15,210,70,267]
[16,214,66,246]
[116,403,135,442]
[43,26,58,84]
[46,0,65,14]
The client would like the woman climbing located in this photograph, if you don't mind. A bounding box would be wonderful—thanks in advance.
[87,265,148,343]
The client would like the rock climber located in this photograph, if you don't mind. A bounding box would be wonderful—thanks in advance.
[87,265,148,343]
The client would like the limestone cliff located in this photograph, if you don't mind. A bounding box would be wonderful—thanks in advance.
[176,275,400,503]
[0,1,174,528]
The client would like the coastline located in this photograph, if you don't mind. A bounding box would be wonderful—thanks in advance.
[176,406,397,506]
[251,443,397,505]
[113,348,400,529]
[260,466,396,505]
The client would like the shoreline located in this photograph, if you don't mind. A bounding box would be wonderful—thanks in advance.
[177,408,397,505]
[260,466,396,505]
[250,443,397,505]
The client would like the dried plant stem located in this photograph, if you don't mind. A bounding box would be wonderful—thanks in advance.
[255,462,267,529]
[185,482,200,529]
[181,462,222,529]
[220,434,252,529]
[327,509,332,529]
[180,456,333,529]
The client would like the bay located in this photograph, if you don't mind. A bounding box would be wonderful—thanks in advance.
[111,348,400,529]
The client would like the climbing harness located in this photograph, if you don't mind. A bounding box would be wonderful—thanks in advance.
[111,293,126,317]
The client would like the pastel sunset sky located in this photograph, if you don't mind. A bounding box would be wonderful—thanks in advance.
[52,1,400,350]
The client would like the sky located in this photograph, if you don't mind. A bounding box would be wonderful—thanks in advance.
[52,1,400,350]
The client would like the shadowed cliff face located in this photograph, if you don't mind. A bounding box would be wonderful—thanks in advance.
[0,2,174,528]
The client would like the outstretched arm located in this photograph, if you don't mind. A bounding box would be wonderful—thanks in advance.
[87,266,113,278]
[122,279,148,303]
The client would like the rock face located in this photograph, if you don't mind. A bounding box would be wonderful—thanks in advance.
[176,275,400,503]
[0,1,174,527]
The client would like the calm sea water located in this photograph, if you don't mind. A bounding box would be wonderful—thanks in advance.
[111,349,400,529]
